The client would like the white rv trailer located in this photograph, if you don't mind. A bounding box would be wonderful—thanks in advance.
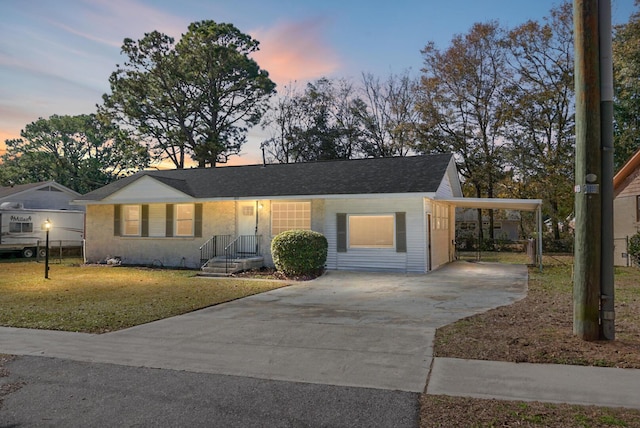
[0,202,84,258]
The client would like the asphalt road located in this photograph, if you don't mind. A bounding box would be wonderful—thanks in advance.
[0,356,419,427]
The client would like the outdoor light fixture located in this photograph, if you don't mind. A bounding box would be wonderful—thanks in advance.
[42,219,51,279]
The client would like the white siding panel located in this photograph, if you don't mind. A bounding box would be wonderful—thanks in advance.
[324,198,426,272]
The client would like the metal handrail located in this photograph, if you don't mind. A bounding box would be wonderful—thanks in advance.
[199,235,231,268]
[223,235,261,273]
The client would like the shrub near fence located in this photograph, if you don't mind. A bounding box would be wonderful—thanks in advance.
[629,232,640,266]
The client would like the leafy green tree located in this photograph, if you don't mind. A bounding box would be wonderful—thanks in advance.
[503,2,575,240]
[102,20,276,168]
[0,114,149,193]
[416,22,511,240]
[613,2,640,169]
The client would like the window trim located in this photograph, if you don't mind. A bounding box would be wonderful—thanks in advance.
[637,195,640,222]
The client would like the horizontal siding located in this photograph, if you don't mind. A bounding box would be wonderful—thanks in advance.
[324,198,426,272]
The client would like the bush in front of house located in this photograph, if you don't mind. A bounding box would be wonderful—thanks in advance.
[629,232,640,267]
[271,230,327,276]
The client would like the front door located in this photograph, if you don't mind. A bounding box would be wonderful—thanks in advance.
[237,201,257,255]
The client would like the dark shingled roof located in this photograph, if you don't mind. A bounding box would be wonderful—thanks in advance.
[77,154,454,201]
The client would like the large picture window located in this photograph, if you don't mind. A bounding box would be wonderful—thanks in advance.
[271,202,311,235]
[122,205,141,236]
[348,215,394,248]
[175,204,194,236]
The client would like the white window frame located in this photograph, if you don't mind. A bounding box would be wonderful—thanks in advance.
[348,214,395,249]
[174,203,195,237]
[271,201,311,236]
[122,204,141,236]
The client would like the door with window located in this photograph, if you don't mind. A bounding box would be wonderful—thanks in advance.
[237,201,257,255]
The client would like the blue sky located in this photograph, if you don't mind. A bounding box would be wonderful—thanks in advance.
[0,0,635,165]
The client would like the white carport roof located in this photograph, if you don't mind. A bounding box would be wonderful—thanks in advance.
[434,197,542,211]
[435,197,544,270]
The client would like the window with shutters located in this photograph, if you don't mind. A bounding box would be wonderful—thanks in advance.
[271,201,311,235]
[175,203,194,236]
[348,214,395,248]
[122,205,141,236]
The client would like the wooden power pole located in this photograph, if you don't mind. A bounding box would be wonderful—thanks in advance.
[573,0,602,340]
[573,0,615,340]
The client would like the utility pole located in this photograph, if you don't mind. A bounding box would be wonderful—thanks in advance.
[573,0,602,340]
[599,0,615,340]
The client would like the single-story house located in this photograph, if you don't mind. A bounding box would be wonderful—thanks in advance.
[613,149,640,266]
[74,155,463,272]
[0,181,82,211]
[74,154,544,272]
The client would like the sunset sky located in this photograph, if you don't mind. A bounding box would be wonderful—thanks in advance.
[0,0,635,165]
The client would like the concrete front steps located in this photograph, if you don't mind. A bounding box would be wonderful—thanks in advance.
[200,256,264,276]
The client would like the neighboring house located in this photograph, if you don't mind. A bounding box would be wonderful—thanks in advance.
[613,149,640,266]
[455,208,521,243]
[74,155,466,272]
[0,181,82,211]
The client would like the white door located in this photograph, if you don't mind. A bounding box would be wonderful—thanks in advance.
[237,201,257,255]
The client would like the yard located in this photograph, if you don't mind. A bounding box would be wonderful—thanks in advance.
[0,259,290,333]
[2,257,640,426]
[422,253,640,427]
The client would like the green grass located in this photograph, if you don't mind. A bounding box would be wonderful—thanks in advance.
[0,260,290,333]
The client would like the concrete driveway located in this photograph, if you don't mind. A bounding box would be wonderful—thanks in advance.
[0,261,528,393]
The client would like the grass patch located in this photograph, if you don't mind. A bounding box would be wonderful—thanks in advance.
[421,395,640,427]
[0,261,290,333]
[434,253,640,368]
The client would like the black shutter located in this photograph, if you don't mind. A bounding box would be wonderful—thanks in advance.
[114,205,121,236]
[396,212,406,253]
[165,204,173,237]
[141,205,149,237]
[337,213,347,252]
[194,203,203,237]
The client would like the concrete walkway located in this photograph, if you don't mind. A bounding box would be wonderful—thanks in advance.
[1,261,639,414]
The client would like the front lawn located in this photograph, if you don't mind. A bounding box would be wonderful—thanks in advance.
[0,261,290,333]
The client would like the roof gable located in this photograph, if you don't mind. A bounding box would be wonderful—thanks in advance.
[104,175,194,203]
[0,181,80,201]
[614,149,640,197]
[77,154,458,203]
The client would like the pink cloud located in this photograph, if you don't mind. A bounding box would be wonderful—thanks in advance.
[251,17,342,86]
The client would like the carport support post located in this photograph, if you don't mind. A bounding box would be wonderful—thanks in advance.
[573,0,602,341]
[537,205,543,271]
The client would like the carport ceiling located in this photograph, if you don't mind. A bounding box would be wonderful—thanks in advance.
[435,197,542,212]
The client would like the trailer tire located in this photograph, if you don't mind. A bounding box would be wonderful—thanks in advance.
[38,248,47,258]
[22,248,35,258]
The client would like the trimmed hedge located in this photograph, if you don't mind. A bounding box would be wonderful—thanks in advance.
[271,230,327,276]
